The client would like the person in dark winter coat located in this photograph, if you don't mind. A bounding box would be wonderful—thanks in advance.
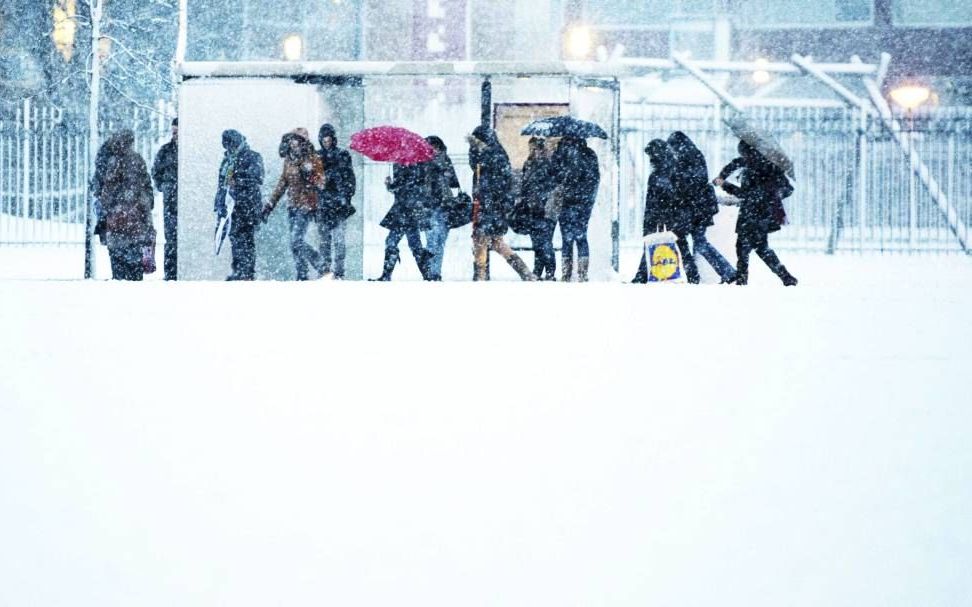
[93,130,156,281]
[551,136,599,282]
[631,139,700,284]
[215,129,264,280]
[714,141,797,286]
[520,137,558,280]
[667,131,736,283]
[467,125,536,281]
[152,118,178,280]
[316,124,356,279]
[374,162,433,280]
[423,135,459,281]
[264,128,326,280]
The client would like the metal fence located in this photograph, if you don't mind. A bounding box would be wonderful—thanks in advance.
[621,103,972,254]
[0,99,171,246]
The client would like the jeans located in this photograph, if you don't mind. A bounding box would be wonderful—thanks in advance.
[317,219,347,278]
[424,210,449,280]
[531,218,556,279]
[288,208,323,280]
[691,228,736,282]
[560,204,592,274]
[108,245,143,281]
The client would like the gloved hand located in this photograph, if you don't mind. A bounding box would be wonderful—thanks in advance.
[261,204,273,223]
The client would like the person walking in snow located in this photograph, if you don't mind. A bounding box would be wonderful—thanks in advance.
[423,135,459,281]
[316,124,356,279]
[215,129,264,281]
[467,125,536,281]
[631,139,700,284]
[667,131,736,283]
[520,137,558,280]
[152,118,179,280]
[92,130,156,281]
[714,141,798,286]
[374,161,433,281]
[263,128,326,281]
[551,135,599,282]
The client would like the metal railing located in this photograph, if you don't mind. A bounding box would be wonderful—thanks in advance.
[621,103,972,254]
[0,99,171,247]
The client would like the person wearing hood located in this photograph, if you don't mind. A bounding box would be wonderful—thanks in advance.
[215,129,264,280]
[631,139,700,284]
[467,125,536,281]
[423,135,459,281]
[714,141,798,286]
[520,137,557,280]
[152,118,179,280]
[92,130,156,280]
[374,159,433,281]
[667,131,736,283]
[316,124,356,279]
[263,128,326,280]
[551,135,599,282]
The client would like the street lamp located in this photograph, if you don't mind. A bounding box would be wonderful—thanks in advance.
[752,57,771,85]
[565,24,593,60]
[52,0,77,61]
[282,34,303,61]
[889,84,931,111]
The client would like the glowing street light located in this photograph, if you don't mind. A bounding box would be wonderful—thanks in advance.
[889,84,931,111]
[52,0,77,61]
[282,34,304,61]
[565,25,593,60]
[752,57,771,85]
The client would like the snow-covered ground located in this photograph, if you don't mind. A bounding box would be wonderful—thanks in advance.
[1,255,971,606]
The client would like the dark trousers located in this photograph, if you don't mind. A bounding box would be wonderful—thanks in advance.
[108,245,144,281]
[163,197,177,280]
[735,232,791,284]
[288,208,323,280]
[229,219,257,280]
[531,218,556,279]
[383,226,428,278]
[633,232,700,283]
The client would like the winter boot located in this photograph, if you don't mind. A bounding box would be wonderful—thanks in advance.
[371,248,399,281]
[414,248,435,280]
[562,258,573,282]
[577,257,590,282]
[779,268,798,286]
[508,254,539,281]
[631,253,648,283]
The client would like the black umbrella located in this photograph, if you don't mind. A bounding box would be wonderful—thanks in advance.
[521,116,608,139]
[724,109,795,179]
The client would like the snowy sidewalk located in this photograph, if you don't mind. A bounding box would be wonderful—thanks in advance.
[1,259,971,606]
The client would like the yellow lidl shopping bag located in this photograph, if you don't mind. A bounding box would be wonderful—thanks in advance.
[644,231,686,283]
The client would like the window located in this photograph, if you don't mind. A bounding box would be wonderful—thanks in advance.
[733,0,873,28]
[893,0,972,26]
[583,0,716,26]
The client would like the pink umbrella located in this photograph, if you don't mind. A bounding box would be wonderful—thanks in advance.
[350,126,436,165]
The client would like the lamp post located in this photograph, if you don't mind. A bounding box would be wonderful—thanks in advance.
[890,83,931,250]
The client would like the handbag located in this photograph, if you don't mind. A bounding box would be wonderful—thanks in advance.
[446,190,473,229]
[643,228,685,283]
[508,201,534,235]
